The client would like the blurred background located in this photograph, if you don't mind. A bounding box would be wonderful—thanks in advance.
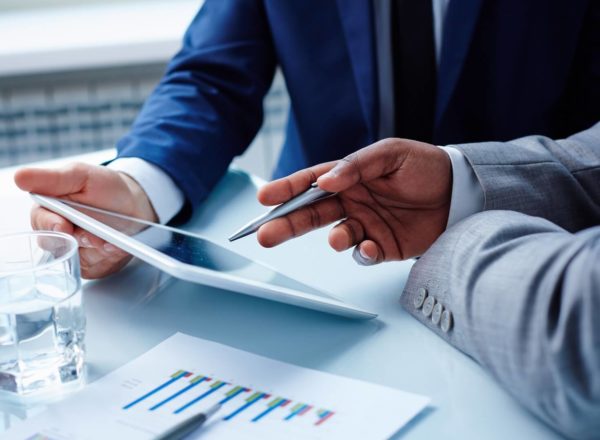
[0,0,288,179]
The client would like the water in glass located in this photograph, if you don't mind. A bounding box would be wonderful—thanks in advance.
[0,231,85,396]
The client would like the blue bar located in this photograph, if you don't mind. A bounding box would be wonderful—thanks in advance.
[219,387,247,405]
[149,377,209,411]
[285,404,307,421]
[123,372,188,410]
[223,393,266,421]
[252,399,287,422]
[174,382,227,414]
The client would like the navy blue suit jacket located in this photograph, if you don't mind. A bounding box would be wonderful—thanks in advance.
[117,0,600,212]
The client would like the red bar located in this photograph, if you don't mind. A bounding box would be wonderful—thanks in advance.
[299,405,313,416]
[315,412,335,426]
[281,400,291,407]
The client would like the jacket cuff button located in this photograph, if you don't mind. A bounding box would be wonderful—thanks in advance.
[441,310,453,333]
[422,296,436,317]
[431,303,443,326]
[414,287,427,309]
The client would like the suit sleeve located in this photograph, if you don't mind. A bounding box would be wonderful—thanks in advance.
[453,122,600,232]
[116,0,277,212]
[400,211,600,439]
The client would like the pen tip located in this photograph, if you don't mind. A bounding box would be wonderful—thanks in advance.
[228,228,255,242]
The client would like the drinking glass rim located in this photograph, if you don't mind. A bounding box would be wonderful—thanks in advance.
[0,230,79,277]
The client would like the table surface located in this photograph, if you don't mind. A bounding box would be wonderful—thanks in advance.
[0,151,563,439]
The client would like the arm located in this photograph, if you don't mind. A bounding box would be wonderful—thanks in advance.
[117,0,277,213]
[14,0,276,278]
[455,122,600,232]
[401,211,600,439]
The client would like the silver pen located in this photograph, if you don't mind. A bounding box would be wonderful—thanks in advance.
[229,182,335,241]
[154,403,221,440]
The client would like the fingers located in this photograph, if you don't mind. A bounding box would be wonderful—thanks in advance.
[257,162,336,206]
[31,206,102,250]
[328,219,383,265]
[328,218,365,252]
[75,228,130,279]
[79,249,132,279]
[352,240,383,266]
[257,196,345,247]
[31,205,74,235]
[14,162,90,196]
[79,246,132,279]
[317,139,409,193]
[30,205,130,279]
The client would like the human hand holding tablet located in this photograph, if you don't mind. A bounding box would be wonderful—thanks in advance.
[14,162,157,279]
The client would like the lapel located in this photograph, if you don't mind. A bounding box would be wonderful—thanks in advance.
[335,0,378,141]
[435,0,484,125]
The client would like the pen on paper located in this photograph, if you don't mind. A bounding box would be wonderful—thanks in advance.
[154,403,221,440]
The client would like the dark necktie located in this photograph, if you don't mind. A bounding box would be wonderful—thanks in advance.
[392,0,436,142]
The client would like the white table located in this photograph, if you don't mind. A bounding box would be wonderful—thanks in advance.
[0,151,563,439]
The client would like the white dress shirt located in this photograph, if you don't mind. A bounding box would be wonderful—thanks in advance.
[109,0,484,228]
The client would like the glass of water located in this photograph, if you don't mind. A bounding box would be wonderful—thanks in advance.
[0,231,85,396]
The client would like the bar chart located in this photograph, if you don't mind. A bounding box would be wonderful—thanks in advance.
[122,369,335,427]
[6,334,429,440]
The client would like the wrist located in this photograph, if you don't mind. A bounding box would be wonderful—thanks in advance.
[119,172,158,223]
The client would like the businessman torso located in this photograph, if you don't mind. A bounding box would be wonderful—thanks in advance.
[118,0,599,208]
[269,0,599,176]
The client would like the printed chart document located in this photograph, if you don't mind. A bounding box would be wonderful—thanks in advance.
[5,333,429,439]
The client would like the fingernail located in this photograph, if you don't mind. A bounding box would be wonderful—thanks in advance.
[79,235,91,248]
[353,246,374,266]
[359,247,370,260]
[103,243,117,253]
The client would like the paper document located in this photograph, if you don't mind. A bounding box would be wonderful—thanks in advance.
[5,333,429,439]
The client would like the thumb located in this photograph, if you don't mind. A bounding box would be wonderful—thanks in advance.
[316,140,408,193]
[14,163,89,196]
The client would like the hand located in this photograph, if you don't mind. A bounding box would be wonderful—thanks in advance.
[256,138,452,264]
[14,163,158,279]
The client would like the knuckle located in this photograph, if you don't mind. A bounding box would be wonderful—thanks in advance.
[284,215,298,238]
[306,204,321,229]
[284,178,295,199]
[69,162,88,174]
[304,168,317,184]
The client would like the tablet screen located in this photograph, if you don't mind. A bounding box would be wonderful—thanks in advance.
[57,199,336,300]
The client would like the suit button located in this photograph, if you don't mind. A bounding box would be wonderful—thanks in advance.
[441,310,453,333]
[431,303,443,326]
[422,296,435,317]
[414,287,427,309]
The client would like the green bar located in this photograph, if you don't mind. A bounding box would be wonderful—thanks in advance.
[226,385,243,397]
[171,370,184,378]
[291,403,303,412]
[210,380,224,389]
[190,375,206,384]
[246,391,262,402]
[268,397,283,408]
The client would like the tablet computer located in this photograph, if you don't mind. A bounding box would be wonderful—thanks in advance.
[31,194,377,320]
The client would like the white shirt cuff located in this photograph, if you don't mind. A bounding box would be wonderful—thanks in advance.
[108,158,185,224]
[441,146,484,229]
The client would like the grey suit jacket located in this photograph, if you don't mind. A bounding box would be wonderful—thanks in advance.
[401,122,600,439]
